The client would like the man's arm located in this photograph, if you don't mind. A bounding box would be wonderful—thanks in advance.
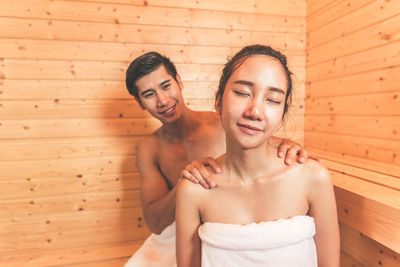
[136,139,176,234]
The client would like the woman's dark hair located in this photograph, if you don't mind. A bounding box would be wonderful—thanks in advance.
[126,52,178,108]
[216,45,293,120]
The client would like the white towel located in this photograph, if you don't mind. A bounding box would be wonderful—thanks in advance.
[198,215,317,267]
[124,222,176,267]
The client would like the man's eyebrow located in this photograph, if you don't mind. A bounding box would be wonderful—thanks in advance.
[160,79,171,86]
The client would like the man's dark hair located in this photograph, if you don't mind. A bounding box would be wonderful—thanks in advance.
[216,45,293,120]
[126,52,178,108]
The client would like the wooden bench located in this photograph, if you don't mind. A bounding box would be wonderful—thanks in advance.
[309,148,400,266]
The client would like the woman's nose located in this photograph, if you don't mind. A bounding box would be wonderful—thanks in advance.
[244,99,262,121]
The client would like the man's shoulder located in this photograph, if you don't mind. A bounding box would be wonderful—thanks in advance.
[136,134,159,158]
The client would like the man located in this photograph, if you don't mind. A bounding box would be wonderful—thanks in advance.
[124,52,308,266]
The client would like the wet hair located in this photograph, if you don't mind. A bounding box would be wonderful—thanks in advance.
[126,52,178,108]
[216,45,293,120]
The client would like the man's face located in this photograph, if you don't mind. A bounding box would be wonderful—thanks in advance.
[136,65,185,124]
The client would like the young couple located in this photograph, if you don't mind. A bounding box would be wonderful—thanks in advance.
[124,45,339,267]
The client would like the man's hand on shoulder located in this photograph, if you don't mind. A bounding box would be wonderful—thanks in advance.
[180,157,221,189]
[271,136,321,165]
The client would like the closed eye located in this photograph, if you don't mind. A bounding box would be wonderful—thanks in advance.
[266,99,281,104]
[233,90,250,97]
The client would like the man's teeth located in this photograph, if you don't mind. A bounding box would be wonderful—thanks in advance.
[164,106,174,113]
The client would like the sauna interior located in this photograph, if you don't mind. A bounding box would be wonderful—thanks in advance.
[0,0,399,266]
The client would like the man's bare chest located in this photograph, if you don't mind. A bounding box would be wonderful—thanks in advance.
[157,139,222,187]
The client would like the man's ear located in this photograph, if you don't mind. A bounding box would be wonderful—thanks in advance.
[176,74,184,90]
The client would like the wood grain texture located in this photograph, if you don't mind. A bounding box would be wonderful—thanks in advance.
[0,0,305,264]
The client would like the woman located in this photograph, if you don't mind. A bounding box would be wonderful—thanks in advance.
[175,45,340,267]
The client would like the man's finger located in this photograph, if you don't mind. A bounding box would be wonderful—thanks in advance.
[197,165,216,188]
[187,166,209,189]
[284,146,300,165]
[277,144,290,158]
[203,157,222,173]
[181,170,199,184]
[297,149,307,163]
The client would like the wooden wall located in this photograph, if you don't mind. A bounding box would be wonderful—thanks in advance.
[306,0,400,266]
[0,0,306,266]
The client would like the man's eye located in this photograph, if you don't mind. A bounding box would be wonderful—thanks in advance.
[143,92,154,98]
[163,84,171,89]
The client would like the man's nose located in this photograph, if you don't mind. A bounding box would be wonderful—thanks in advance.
[157,91,169,107]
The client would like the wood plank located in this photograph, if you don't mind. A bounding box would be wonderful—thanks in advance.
[0,59,225,82]
[324,160,400,190]
[0,38,306,66]
[306,0,334,18]
[64,257,130,267]
[0,207,144,236]
[305,148,400,178]
[333,177,400,253]
[306,91,400,115]
[0,99,148,119]
[0,223,150,256]
[306,65,400,98]
[0,17,305,50]
[0,188,141,218]
[0,79,304,100]
[340,250,365,267]
[308,14,400,65]
[307,0,391,43]
[304,132,400,165]
[0,98,221,119]
[73,0,306,16]
[0,118,160,139]
[0,172,140,200]
[0,113,302,139]
[0,97,303,120]
[0,0,305,33]
[306,41,400,82]
[0,241,142,267]
[0,80,218,99]
[0,136,141,161]
[0,155,138,179]
[340,222,400,267]
[305,115,400,140]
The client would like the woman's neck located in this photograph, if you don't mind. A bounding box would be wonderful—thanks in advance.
[223,142,276,183]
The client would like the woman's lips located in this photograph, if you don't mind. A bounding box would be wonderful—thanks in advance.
[237,123,263,135]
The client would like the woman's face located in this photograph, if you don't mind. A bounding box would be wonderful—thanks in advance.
[220,55,288,149]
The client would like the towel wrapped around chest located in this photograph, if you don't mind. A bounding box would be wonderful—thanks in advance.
[198,215,317,267]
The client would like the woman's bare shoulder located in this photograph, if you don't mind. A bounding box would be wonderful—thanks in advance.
[176,178,208,200]
[300,159,332,190]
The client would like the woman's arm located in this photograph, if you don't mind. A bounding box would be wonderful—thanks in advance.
[307,162,340,267]
[176,179,202,267]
